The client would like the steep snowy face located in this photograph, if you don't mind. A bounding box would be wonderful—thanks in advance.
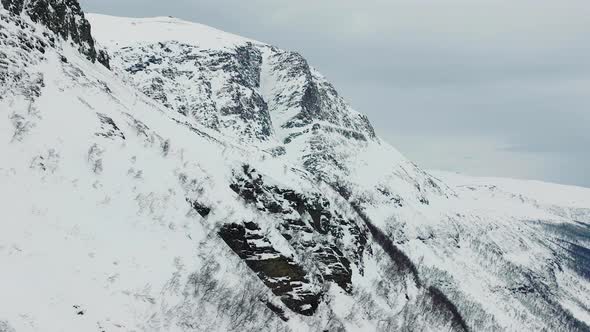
[111,41,273,142]
[87,14,376,145]
[260,46,376,138]
[2,3,590,332]
[88,13,446,211]
[86,15,272,143]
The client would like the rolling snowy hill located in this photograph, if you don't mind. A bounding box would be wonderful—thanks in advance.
[1,1,589,331]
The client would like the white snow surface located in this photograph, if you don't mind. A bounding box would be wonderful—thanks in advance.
[88,14,258,50]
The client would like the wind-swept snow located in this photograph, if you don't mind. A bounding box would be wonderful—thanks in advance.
[88,14,258,50]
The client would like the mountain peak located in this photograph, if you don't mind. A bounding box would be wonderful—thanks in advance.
[88,13,379,161]
[87,13,259,51]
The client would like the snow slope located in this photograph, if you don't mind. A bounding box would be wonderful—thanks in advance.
[1,2,589,331]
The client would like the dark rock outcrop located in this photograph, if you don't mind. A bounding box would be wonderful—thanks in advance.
[229,165,369,294]
[187,199,211,218]
[218,222,321,316]
[95,113,125,140]
[1,0,110,68]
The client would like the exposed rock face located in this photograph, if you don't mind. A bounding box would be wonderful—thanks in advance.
[111,41,272,141]
[229,165,367,294]
[262,46,376,139]
[218,222,322,316]
[101,27,377,151]
[1,0,110,68]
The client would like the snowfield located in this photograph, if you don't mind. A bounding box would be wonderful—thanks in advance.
[1,2,589,331]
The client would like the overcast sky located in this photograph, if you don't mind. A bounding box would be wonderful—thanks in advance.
[81,0,590,187]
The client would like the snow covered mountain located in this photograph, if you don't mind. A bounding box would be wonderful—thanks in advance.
[1,1,589,331]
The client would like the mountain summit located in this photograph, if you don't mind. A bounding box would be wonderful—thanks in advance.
[1,1,589,331]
